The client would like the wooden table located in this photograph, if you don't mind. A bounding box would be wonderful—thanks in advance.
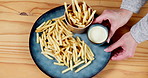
[0,0,148,78]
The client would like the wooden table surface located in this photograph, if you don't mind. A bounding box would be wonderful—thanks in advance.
[0,0,148,78]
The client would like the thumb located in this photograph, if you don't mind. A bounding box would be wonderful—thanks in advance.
[104,39,123,52]
[93,14,107,24]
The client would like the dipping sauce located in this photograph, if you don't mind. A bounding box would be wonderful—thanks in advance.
[88,24,108,44]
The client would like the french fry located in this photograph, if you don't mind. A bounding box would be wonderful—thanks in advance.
[67,51,73,54]
[59,29,63,45]
[36,22,45,29]
[63,54,67,66]
[36,32,39,43]
[88,8,91,17]
[82,1,87,12]
[83,11,88,24]
[74,0,81,13]
[62,35,73,40]
[73,50,76,62]
[84,43,87,63]
[86,44,94,56]
[81,41,84,59]
[73,11,78,17]
[75,24,85,28]
[62,61,84,73]
[73,43,78,61]
[45,20,52,25]
[41,52,55,57]
[65,38,70,44]
[64,2,72,24]
[72,0,76,14]
[67,53,70,67]
[48,26,55,34]
[75,61,91,73]
[52,15,64,21]
[35,22,56,32]
[39,38,44,52]
[54,62,65,66]
[75,59,81,64]
[44,54,53,60]
[70,15,77,23]
[64,2,69,15]
[57,20,72,35]
[86,10,96,25]
[70,59,73,70]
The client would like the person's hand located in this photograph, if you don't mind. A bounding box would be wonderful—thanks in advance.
[93,9,133,43]
[104,32,138,60]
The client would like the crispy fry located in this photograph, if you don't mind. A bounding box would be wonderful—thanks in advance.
[35,22,56,32]
[36,22,45,29]
[84,43,87,63]
[45,20,52,25]
[52,15,64,21]
[70,15,77,23]
[54,62,65,66]
[64,2,72,24]
[75,61,91,73]
[36,32,39,43]
[76,36,81,42]
[72,0,76,13]
[83,11,88,24]
[74,0,81,13]
[64,2,68,15]
[82,1,87,12]
[43,54,53,60]
[88,8,91,17]
[86,10,96,25]
[70,59,73,70]
[41,52,54,57]
[62,61,84,73]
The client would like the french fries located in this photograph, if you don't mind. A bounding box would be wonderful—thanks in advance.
[65,0,96,28]
[35,0,95,74]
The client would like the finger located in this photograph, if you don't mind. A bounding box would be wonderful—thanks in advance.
[93,14,107,24]
[104,38,123,52]
[107,30,114,43]
[111,51,128,60]
[107,26,116,43]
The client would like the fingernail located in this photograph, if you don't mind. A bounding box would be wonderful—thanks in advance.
[111,57,116,60]
[107,41,109,43]
[107,40,110,43]
[104,48,108,52]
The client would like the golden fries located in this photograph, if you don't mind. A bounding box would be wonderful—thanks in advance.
[35,0,95,74]
[65,0,96,28]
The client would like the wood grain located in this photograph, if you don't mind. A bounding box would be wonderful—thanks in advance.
[0,0,148,78]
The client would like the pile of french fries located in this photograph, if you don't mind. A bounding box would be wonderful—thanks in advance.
[35,16,95,73]
[64,0,96,28]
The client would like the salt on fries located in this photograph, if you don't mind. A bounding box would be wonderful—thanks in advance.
[35,16,95,73]
[65,0,96,28]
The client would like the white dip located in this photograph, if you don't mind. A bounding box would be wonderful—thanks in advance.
[88,26,108,43]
